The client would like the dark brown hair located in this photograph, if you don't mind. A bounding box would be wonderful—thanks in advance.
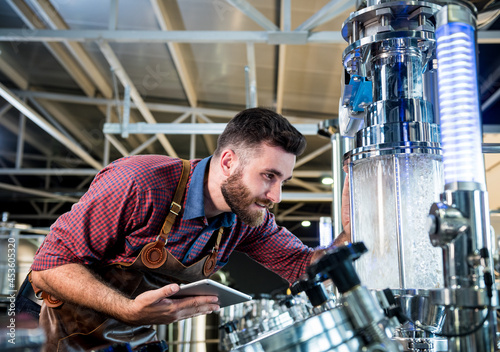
[214,108,307,159]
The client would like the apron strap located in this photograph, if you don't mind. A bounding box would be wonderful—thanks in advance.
[29,271,63,308]
[203,227,224,277]
[141,159,191,269]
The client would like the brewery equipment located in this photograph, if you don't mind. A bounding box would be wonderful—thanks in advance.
[219,243,403,352]
[219,1,499,351]
[340,0,498,351]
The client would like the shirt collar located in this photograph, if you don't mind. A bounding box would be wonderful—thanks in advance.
[184,156,236,226]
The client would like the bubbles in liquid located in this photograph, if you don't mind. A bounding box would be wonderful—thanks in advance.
[352,154,444,289]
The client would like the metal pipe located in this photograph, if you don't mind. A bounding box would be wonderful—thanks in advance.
[331,133,343,237]
[393,155,406,289]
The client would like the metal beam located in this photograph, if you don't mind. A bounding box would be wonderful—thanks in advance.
[477,31,500,44]
[15,109,25,168]
[293,170,331,178]
[295,0,352,32]
[295,143,332,168]
[0,151,87,165]
[276,2,288,114]
[282,0,291,32]
[0,82,103,170]
[0,156,22,187]
[105,134,130,157]
[101,42,173,146]
[245,42,258,108]
[276,202,304,222]
[103,122,320,135]
[196,114,217,153]
[28,98,88,149]
[0,169,98,176]
[0,168,333,178]
[288,178,323,192]
[0,49,28,89]
[18,0,150,155]
[150,0,198,107]
[0,28,350,44]
[11,90,328,124]
[281,192,332,202]
[225,0,280,31]
[130,135,158,156]
[98,41,178,157]
[6,0,96,97]
[29,0,113,98]
[3,28,496,44]
[0,182,80,203]
[109,0,119,30]
[276,43,286,114]
[480,64,500,96]
[0,112,53,156]
[482,86,500,112]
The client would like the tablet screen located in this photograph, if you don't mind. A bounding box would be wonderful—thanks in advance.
[171,279,252,307]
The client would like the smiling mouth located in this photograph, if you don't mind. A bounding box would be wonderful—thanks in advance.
[255,201,273,209]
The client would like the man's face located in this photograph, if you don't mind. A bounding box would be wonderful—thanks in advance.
[221,144,296,227]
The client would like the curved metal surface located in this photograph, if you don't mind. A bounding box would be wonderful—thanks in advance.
[232,308,362,352]
[344,141,441,162]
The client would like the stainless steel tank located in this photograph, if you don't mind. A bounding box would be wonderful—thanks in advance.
[340,0,444,290]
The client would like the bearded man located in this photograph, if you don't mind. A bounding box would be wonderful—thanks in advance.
[22,107,350,351]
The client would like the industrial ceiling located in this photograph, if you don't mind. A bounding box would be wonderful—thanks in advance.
[0,0,499,244]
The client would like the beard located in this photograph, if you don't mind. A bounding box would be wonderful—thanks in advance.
[221,169,273,227]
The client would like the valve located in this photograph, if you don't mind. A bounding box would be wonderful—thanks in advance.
[307,242,367,294]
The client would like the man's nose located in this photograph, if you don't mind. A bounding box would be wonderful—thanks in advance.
[267,183,282,204]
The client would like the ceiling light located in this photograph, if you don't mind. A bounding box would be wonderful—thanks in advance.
[301,220,311,227]
[321,177,333,185]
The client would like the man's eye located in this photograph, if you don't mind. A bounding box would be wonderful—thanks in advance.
[265,174,274,180]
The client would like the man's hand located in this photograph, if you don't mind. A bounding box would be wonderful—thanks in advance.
[309,171,352,266]
[122,284,220,325]
[341,172,351,237]
[31,264,220,326]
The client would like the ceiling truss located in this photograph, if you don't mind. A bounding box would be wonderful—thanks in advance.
[0,0,499,230]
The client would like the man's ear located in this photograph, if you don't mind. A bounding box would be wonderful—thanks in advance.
[219,149,238,177]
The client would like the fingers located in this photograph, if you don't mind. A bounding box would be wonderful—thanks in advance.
[341,175,351,236]
[166,295,220,322]
[333,230,351,246]
[129,288,220,325]
[162,283,180,298]
[138,284,180,306]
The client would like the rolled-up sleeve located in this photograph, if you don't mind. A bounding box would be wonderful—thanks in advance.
[235,212,314,284]
[31,166,140,271]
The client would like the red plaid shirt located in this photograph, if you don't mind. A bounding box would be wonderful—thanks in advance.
[31,155,314,283]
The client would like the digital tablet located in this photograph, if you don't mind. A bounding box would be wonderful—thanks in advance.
[170,279,252,308]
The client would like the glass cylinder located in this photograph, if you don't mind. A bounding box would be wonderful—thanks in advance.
[350,153,444,289]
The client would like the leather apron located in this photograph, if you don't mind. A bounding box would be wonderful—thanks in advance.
[37,160,224,351]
